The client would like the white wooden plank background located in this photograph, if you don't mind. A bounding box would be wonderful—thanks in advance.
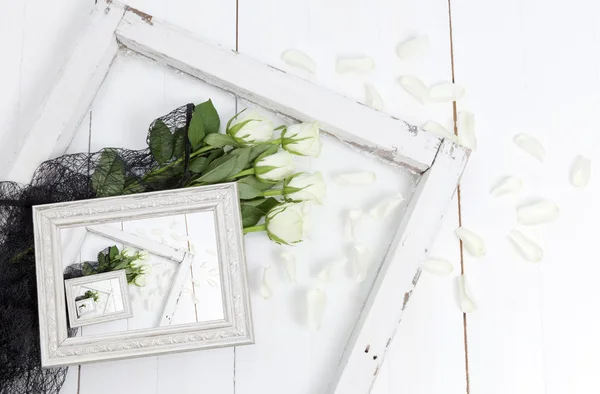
[2,0,600,393]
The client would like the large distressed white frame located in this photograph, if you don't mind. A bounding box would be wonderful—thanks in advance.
[17,2,469,393]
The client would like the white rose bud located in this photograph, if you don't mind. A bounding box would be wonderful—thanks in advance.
[282,122,322,157]
[254,151,295,183]
[284,172,326,203]
[265,203,310,245]
[133,274,146,287]
[227,109,274,145]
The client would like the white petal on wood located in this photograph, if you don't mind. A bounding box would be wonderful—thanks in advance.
[571,155,591,188]
[455,227,486,257]
[429,82,466,102]
[281,49,316,74]
[517,200,559,225]
[334,171,377,185]
[365,83,384,110]
[422,258,454,276]
[316,257,348,283]
[353,244,371,283]
[457,111,477,150]
[513,134,545,162]
[335,56,375,74]
[398,75,429,105]
[345,210,365,241]
[508,229,543,262]
[421,120,458,143]
[307,287,327,331]
[490,176,523,196]
[280,251,296,284]
[395,35,430,60]
[260,266,273,299]
[457,275,477,313]
[369,193,405,220]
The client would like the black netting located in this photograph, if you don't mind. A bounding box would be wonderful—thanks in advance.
[0,104,194,394]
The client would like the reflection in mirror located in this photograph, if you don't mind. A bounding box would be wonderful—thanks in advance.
[65,271,131,328]
[60,211,224,338]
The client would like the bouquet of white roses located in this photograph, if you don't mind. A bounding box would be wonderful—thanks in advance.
[91,100,326,245]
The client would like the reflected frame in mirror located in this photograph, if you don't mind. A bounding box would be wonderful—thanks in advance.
[64,270,132,328]
[33,183,253,367]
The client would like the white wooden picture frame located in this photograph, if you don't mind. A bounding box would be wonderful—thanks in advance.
[33,183,254,367]
[21,2,469,392]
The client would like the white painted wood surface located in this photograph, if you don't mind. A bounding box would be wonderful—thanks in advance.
[5,0,599,393]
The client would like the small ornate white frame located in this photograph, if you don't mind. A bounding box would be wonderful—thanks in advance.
[18,1,470,392]
[64,270,133,328]
[33,183,253,367]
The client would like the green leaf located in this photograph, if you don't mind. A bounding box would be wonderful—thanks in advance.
[109,246,119,260]
[188,110,206,149]
[240,198,280,227]
[196,155,236,183]
[149,120,174,164]
[249,144,279,163]
[237,176,272,199]
[204,133,240,148]
[92,149,125,197]
[207,148,225,161]
[188,156,210,173]
[172,128,187,159]
[241,205,264,227]
[195,99,220,134]
[227,119,254,139]
[228,147,251,177]
[82,262,93,276]
[123,178,145,195]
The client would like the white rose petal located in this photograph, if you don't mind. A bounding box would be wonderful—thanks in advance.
[517,200,559,225]
[345,210,364,241]
[365,83,384,111]
[282,122,322,157]
[282,49,316,74]
[455,227,486,257]
[429,82,466,102]
[398,75,429,105]
[457,275,477,313]
[490,176,523,196]
[370,193,405,220]
[316,257,348,283]
[335,56,375,74]
[228,109,274,145]
[334,171,376,185]
[422,258,454,276]
[280,251,296,284]
[255,151,296,182]
[571,155,591,188]
[260,266,273,299]
[513,134,545,162]
[307,287,327,331]
[421,120,458,143]
[353,244,371,283]
[284,172,326,203]
[457,111,477,150]
[508,229,543,262]
[396,35,430,60]
[266,203,310,245]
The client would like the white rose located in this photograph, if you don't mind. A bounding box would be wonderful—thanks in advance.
[133,274,146,287]
[284,172,326,203]
[254,151,295,182]
[282,122,322,157]
[227,109,274,145]
[265,203,310,245]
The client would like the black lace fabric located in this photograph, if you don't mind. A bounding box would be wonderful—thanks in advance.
[0,105,192,393]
